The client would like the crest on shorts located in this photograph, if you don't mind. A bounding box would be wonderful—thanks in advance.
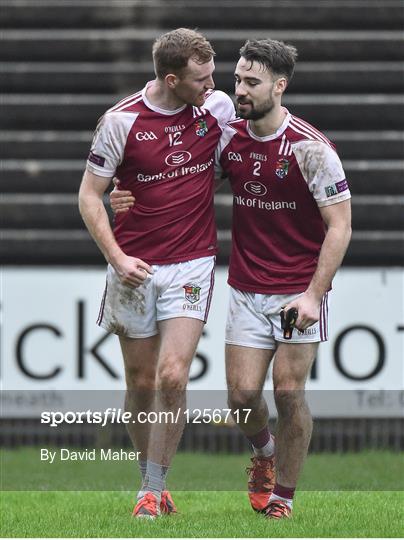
[183,284,201,304]
[194,119,208,137]
[275,158,289,179]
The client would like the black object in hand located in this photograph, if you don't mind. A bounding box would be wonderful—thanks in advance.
[280,307,298,340]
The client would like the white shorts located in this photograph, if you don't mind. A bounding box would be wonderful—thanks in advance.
[225,287,329,349]
[97,256,215,338]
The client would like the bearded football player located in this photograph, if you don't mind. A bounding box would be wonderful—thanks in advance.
[216,39,351,519]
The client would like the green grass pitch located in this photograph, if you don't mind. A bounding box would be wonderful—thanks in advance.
[1,449,403,537]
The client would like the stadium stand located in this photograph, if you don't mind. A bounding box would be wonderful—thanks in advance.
[1,0,403,267]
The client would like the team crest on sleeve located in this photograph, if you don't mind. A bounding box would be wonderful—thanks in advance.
[183,284,201,303]
[194,119,208,137]
[275,158,289,179]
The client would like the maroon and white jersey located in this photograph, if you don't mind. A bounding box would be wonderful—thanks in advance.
[217,109,351,294]
[86,82,235,264]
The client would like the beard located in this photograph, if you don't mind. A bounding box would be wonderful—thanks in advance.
[236,96,274,120]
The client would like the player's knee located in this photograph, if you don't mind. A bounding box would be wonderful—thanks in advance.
[274,386,305,416]
[125,364,155,391]
[157,361,187,394]
[228,388,261,411]
[273,373,306,395]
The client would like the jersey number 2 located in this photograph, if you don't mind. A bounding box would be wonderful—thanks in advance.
[253,161,261,176]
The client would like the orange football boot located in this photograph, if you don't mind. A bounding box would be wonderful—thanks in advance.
[160,490,177,514]
[132,492,160,519]
[246,455,276,512]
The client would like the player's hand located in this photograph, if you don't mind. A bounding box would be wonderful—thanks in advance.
[284,292,321,331]
[110,178,135,214]
[113,253,153,288]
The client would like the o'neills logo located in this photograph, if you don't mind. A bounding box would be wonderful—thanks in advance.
[165,151,192,166]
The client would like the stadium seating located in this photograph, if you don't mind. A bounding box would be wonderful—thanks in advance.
[1,0,403,265]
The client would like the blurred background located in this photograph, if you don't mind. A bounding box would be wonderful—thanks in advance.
[1,0,403,460]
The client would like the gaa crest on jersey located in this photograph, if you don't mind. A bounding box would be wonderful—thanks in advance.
[275,158,289,179]
[183,284,201,304]
[194,119,208,137]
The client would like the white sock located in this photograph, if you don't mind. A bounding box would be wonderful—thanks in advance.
[269,492,293,509]
[253,434,275,457]
[139,459,147,481]
[137,488,162,503]
[137,460,168,501]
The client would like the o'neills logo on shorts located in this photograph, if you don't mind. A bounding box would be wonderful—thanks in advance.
[297,328,317,336]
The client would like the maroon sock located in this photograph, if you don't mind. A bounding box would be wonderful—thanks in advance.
[273,483,296,501]
[246,426,270,449]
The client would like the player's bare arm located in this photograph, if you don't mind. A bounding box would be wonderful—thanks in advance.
[78,170,152,287]
[285,199,352,330]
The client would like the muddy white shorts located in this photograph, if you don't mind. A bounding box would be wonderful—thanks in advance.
[97,256,215,338]
[225,287,329,349]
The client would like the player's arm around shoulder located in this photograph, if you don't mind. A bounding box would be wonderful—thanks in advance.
[205,89,236,128]
[213,120,238,191]
[110,178,135,214]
